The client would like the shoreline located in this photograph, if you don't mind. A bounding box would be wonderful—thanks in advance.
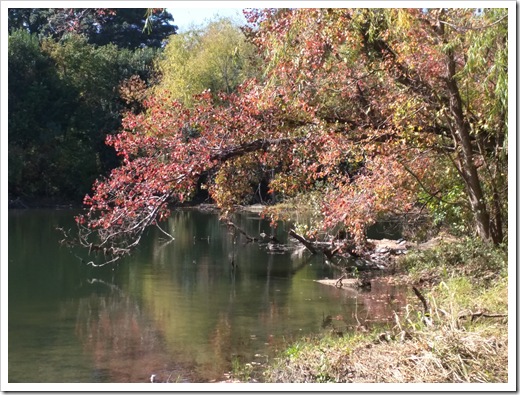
[259,237,508,384]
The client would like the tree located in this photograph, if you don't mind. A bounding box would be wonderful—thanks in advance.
[153,18,259,105]
[8,9,117,39]
[8,8,173,203]
[8,8,177,49]
[8,29,84,199]
[74,8,508,264]
[356,8,508,244]
[242,8,508,244]
[87,8,177,49]
[8,30,160,201]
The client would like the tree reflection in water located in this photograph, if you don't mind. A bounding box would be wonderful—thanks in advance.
[72,210,410,383]
[75,281,197,383]
[9,210,411,384]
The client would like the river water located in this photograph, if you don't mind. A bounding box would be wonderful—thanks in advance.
[8,209,408,383]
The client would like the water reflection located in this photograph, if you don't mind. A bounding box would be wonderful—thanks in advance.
[75,287,194,383]
[9,209,410,383]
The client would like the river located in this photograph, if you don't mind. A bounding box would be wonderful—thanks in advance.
[8,208,408,383]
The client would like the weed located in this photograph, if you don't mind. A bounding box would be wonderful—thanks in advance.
[399,237,507,286]
[230,356,253,382]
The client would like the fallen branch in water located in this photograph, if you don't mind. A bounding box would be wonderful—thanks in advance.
[288,229,318,254]
[323,246,340,260]
[288,229,365,260]
[288,230,383,276]
[225,220,259,242]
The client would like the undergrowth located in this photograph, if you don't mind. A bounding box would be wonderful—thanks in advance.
[399,237,507,286]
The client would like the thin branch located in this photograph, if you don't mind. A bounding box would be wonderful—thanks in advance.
[412,286,429,315]
[458,311,507,321]
[86,255,120,267]
[439,13,507,33]
[154,221,175,241]
[210,137,306,162]
[399,160,458,205]
[225,220,259,242]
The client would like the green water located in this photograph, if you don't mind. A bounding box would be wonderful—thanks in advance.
[8,209,407,383]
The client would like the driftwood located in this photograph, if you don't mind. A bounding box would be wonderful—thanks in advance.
[324,246,342,260]
[225,221,259,242]
[288,229,364,261]
[288,229,386,277]
[288,229,318,254]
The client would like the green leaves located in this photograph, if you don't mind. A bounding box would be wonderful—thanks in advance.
[154,18,258,106]
[8,26,161,201]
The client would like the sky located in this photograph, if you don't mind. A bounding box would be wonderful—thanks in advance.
[167,7,248,32]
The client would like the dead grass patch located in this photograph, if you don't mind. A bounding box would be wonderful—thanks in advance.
[266,316,507,383]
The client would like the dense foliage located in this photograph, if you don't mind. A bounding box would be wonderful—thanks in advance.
[153,18,259,105]
[8,8,177,49]
[8,8,176,202]
[73,8,509,261]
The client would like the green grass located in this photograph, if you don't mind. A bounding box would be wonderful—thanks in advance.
[400,237,507,284]
[265,331,378,383]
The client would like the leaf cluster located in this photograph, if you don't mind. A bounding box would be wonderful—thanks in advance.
[154,18,259,106]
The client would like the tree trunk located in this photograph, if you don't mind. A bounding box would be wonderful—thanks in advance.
[444,50,496,244]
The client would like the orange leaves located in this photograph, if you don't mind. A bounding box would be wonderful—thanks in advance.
[318,148,429,242]
[78,8,500,253]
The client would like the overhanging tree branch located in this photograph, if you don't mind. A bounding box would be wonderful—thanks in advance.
[210,137,306,162]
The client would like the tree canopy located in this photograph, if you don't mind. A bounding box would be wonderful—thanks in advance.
[8,8,177,49]
[8,11,164,202]
[153,18,259,105]
[66,8,508,263]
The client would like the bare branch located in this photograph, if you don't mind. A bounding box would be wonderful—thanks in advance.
[154,221,175,241]
[225,220,259,242]
[288,229,318,254]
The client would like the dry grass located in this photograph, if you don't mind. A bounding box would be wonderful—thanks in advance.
[266,309,507,383]
[265,238,508,383]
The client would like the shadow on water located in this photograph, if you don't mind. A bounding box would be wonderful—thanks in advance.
[8,209,410,383]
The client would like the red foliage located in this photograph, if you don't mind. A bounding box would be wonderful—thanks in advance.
[76,8,507,261]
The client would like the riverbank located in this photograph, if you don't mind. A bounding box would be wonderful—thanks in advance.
[7,196,82,210]
[241,237,509,383]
